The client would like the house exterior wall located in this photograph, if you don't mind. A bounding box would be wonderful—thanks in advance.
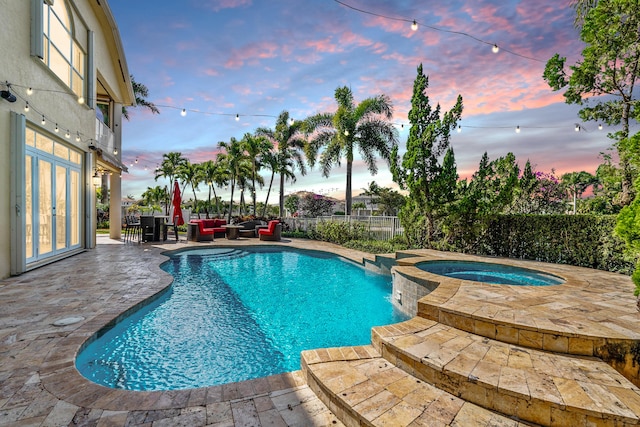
[0,0,132,278]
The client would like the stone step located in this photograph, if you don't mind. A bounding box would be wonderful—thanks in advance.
[301,345,531,427]
[372,317,640,426]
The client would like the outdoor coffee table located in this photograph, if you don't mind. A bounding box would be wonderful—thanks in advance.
[222,225,243,240]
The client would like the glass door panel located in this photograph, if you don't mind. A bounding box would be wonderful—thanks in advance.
[25,155,33,259]
[38,159,53,256]
[70,170,79,246]
[55,165,67,250]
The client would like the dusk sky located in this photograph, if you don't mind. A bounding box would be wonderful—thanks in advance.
[108,0,625,202]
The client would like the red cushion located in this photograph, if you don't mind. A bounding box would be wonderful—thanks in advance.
[259,220,279,236]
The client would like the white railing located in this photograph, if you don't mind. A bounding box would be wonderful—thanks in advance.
[95,118,115,154]
[283,215,403,241]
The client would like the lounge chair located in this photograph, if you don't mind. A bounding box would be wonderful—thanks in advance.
[258,220,281,241]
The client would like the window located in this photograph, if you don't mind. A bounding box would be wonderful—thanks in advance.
[41,0,85,99]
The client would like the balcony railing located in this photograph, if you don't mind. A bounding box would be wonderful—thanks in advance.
[95,118,115,154]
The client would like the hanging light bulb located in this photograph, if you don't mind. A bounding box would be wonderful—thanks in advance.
[575,124,580,132]
[515,125,520,133]
[598,123,603,130]
[41,115,46,125]
[113,147,118,155]
[344,129,349,136]
[457,125,462,133]
[55,124,59,133]
[75,132,81,142]
[180,108,187,117]
[289,117,295,125]
[24,102,29,112]
[135,158,138,164]
[65,129,70,138]
[235,114,240,121]
[492,44,499,53]
[78,96,85,104]
[411,20,418,31]
[26,87,33,95]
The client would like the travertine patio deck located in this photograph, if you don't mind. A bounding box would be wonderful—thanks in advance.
[1,235,639,426]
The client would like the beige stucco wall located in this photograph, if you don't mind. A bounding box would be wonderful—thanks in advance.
[0,0,132,278]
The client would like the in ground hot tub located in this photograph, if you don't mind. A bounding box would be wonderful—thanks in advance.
[416,260,564,286]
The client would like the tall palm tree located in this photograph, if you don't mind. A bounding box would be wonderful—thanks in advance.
[256,111,307,216]
[201,158,229,217]
[241,133,273,215]
[122,75,160,120]
[141,185,168,213]
[305,86,398,215]
[177,161,203,216]
[155,152,187,214]
[218,137,251,222]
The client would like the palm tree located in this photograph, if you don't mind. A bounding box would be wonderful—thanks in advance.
[177,161,203,217]
[256,111,307,216]
[155,152,187,214]
[122,75,160,120]
[561,171,597,214]
[218,137,251,222]
[261,149,297,217]
[304,86,398,215]
[241,133,273,215]
[201,158,229,217]
[141,185,168,213]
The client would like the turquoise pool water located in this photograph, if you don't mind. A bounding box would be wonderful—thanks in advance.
[417,260,564,286]
[76,247,408,391]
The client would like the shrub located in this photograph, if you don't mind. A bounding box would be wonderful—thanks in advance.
[343,239,410,254]
[311,220,368,245]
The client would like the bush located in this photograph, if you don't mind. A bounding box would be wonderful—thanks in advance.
[310,220,368,245]
[464,214,635,274]
[282,230,309,239]
[343,239,410,254]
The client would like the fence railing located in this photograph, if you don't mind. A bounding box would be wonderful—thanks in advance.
[283,215,403,241]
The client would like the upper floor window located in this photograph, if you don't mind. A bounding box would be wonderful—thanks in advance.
[41,0,85,99]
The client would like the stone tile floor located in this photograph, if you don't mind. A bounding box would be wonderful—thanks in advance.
[1,234,638,426]
[0,235,351,426]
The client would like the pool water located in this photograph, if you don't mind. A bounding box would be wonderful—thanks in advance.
[417,260,564,286]
[76,247,408,391]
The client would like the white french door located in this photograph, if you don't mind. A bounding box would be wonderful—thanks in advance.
[25,129,82,263]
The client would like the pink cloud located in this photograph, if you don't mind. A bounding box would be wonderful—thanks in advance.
[202,0,252,12]
[224,41,279,69]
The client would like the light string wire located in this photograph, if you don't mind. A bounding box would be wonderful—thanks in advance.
[2,80,607,175]
[2,80,103,150]
[332,0,544,63]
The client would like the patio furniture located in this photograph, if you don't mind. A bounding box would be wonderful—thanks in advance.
[140,216,155,242]
[258,220,281,241]
[237,220,267,238]
[190,218,227,241]
[123,215,141,242]
[222,225,243,240]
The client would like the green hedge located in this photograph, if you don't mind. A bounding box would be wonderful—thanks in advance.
[474,215,635,274]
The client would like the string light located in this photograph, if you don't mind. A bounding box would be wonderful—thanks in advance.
[76,132,81,142]
[235,114,240,121]
[55,124,59,133]
[598,123,603,130]
[457,125,462,133]
[411,20,418,31]
[114,147,118,155]
[344,129,349,136]
[41,115,46,125]
[492,44,499,53]
[65,129,70,138]
[515,125,520,133]
[333,0,542,62]
[24,102,29,112]
[77,96,84,104]
[575,124,580,132]
[26,87,33,95]
[181,108,187,117]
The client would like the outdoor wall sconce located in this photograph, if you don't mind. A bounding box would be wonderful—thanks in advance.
[1,89,17,103]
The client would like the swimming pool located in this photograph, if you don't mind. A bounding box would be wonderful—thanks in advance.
[416,260,564,286]
[76,247,408,391]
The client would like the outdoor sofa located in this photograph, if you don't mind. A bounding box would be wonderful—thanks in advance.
[258,220,282,241]
[190,218,227,241]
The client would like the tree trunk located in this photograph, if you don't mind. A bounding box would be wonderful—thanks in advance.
[263,171,275,217]
[279,173,285,217]
[227,177,235,223]
[346,160,353,215]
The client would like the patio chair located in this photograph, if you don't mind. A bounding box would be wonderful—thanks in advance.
[258,220,281,241]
